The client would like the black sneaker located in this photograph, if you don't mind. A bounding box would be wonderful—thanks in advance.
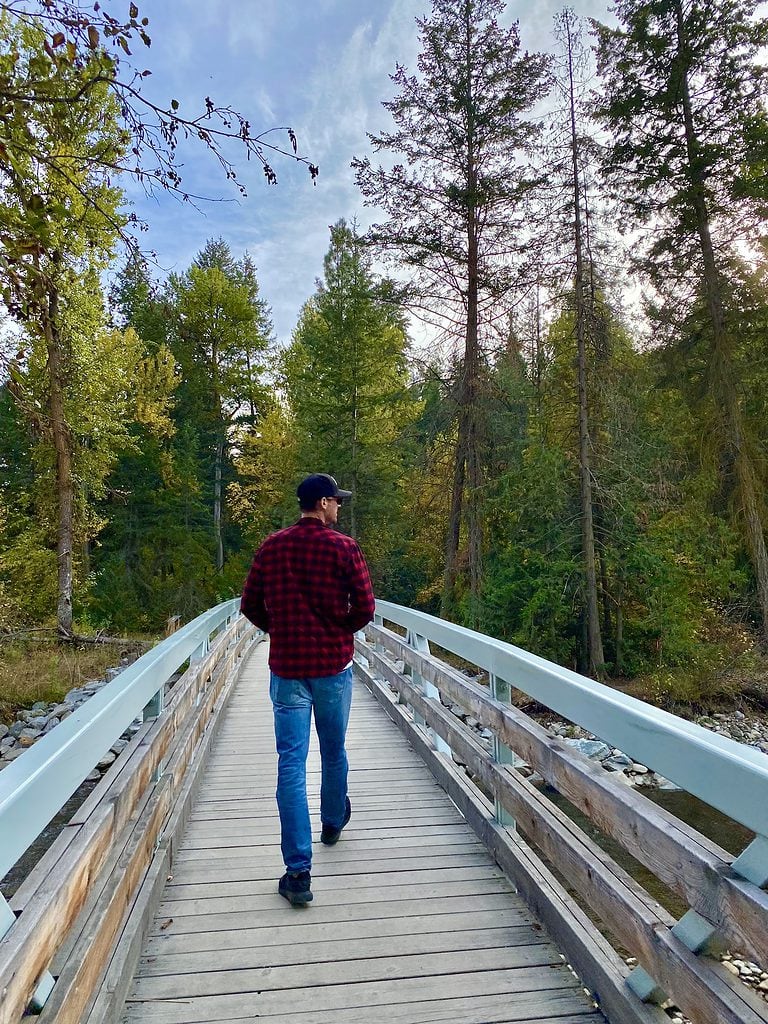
[321,797,351,846]
[278,871,313,905]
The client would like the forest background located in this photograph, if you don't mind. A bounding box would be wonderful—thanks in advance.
[1,0,768,713]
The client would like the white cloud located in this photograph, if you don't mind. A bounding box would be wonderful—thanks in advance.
[129,0,617,346]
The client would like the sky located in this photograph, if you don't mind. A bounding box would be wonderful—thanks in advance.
[129,0,613,345]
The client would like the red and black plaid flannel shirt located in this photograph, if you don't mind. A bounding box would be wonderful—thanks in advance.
[240,517,376,678]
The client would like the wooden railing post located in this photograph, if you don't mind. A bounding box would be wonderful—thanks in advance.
[406,629,451,756]
[489,673,516,829]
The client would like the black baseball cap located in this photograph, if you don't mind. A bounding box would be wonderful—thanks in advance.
[297,473,353,508]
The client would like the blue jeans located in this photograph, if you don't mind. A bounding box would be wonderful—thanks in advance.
[269,667,353,873]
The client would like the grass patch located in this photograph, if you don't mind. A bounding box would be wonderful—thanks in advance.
[0,641,132,725]
[622,626,768,713]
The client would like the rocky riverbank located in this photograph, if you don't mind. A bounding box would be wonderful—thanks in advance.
[539,708,768,788]
[0,658,141,775]
[443,690,768,790]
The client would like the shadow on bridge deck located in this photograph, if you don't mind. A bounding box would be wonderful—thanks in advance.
[122,642,603,1024]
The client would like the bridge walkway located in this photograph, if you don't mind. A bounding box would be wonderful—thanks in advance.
[121,642,603,1024]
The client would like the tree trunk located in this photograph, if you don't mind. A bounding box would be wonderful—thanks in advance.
[350,460,358,540]
[441,0,484,624]
[534,282,543,422]
[566,11,604,676]
[214,433,224,572]
[41,256,74,636]
[350,295,358,541]
[442,417,467,618]
[599,542,611,641]
[674,0,768,642]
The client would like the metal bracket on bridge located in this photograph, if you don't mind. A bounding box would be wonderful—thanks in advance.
[730,834,768,887]
[489,674,517,831]
[373,613,384,653]
[142,685,165,723]
[627,832,768,1002]
[142,683,166,784]
[405,629,451,757]
[1,895,55,1011]
[190,637,209,664]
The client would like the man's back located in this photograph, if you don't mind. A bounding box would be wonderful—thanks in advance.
[240,517,375,678]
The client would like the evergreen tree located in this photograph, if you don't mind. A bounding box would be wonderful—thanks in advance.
[168,239,273,573]
[594,0,768,640]
[354,0,550,622]
[550,9,608,675]
[282,220,418,587]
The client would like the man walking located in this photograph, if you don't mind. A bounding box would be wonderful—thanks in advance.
[240,473,376,906]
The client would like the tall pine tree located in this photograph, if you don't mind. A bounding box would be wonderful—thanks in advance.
[354,0,549,622]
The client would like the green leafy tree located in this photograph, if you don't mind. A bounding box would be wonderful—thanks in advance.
[0,18,133,633]
[228,402,299,553]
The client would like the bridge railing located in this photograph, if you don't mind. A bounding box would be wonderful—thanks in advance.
[0,600,259,1024]
[355,600,768,1024]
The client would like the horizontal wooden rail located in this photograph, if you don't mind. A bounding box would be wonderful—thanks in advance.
[0,603,258,1024]
[356,628,768,1024]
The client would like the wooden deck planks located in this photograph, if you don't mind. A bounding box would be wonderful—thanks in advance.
[122,643,603,1024]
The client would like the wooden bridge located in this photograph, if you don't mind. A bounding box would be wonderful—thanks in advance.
[1,601,767,1024]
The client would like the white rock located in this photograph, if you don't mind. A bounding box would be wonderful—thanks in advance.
[611,772,635,786]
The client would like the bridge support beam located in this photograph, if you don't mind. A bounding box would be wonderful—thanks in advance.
[489,674,517,830]
[1,895,55,1011]
[627,832,768,1002]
